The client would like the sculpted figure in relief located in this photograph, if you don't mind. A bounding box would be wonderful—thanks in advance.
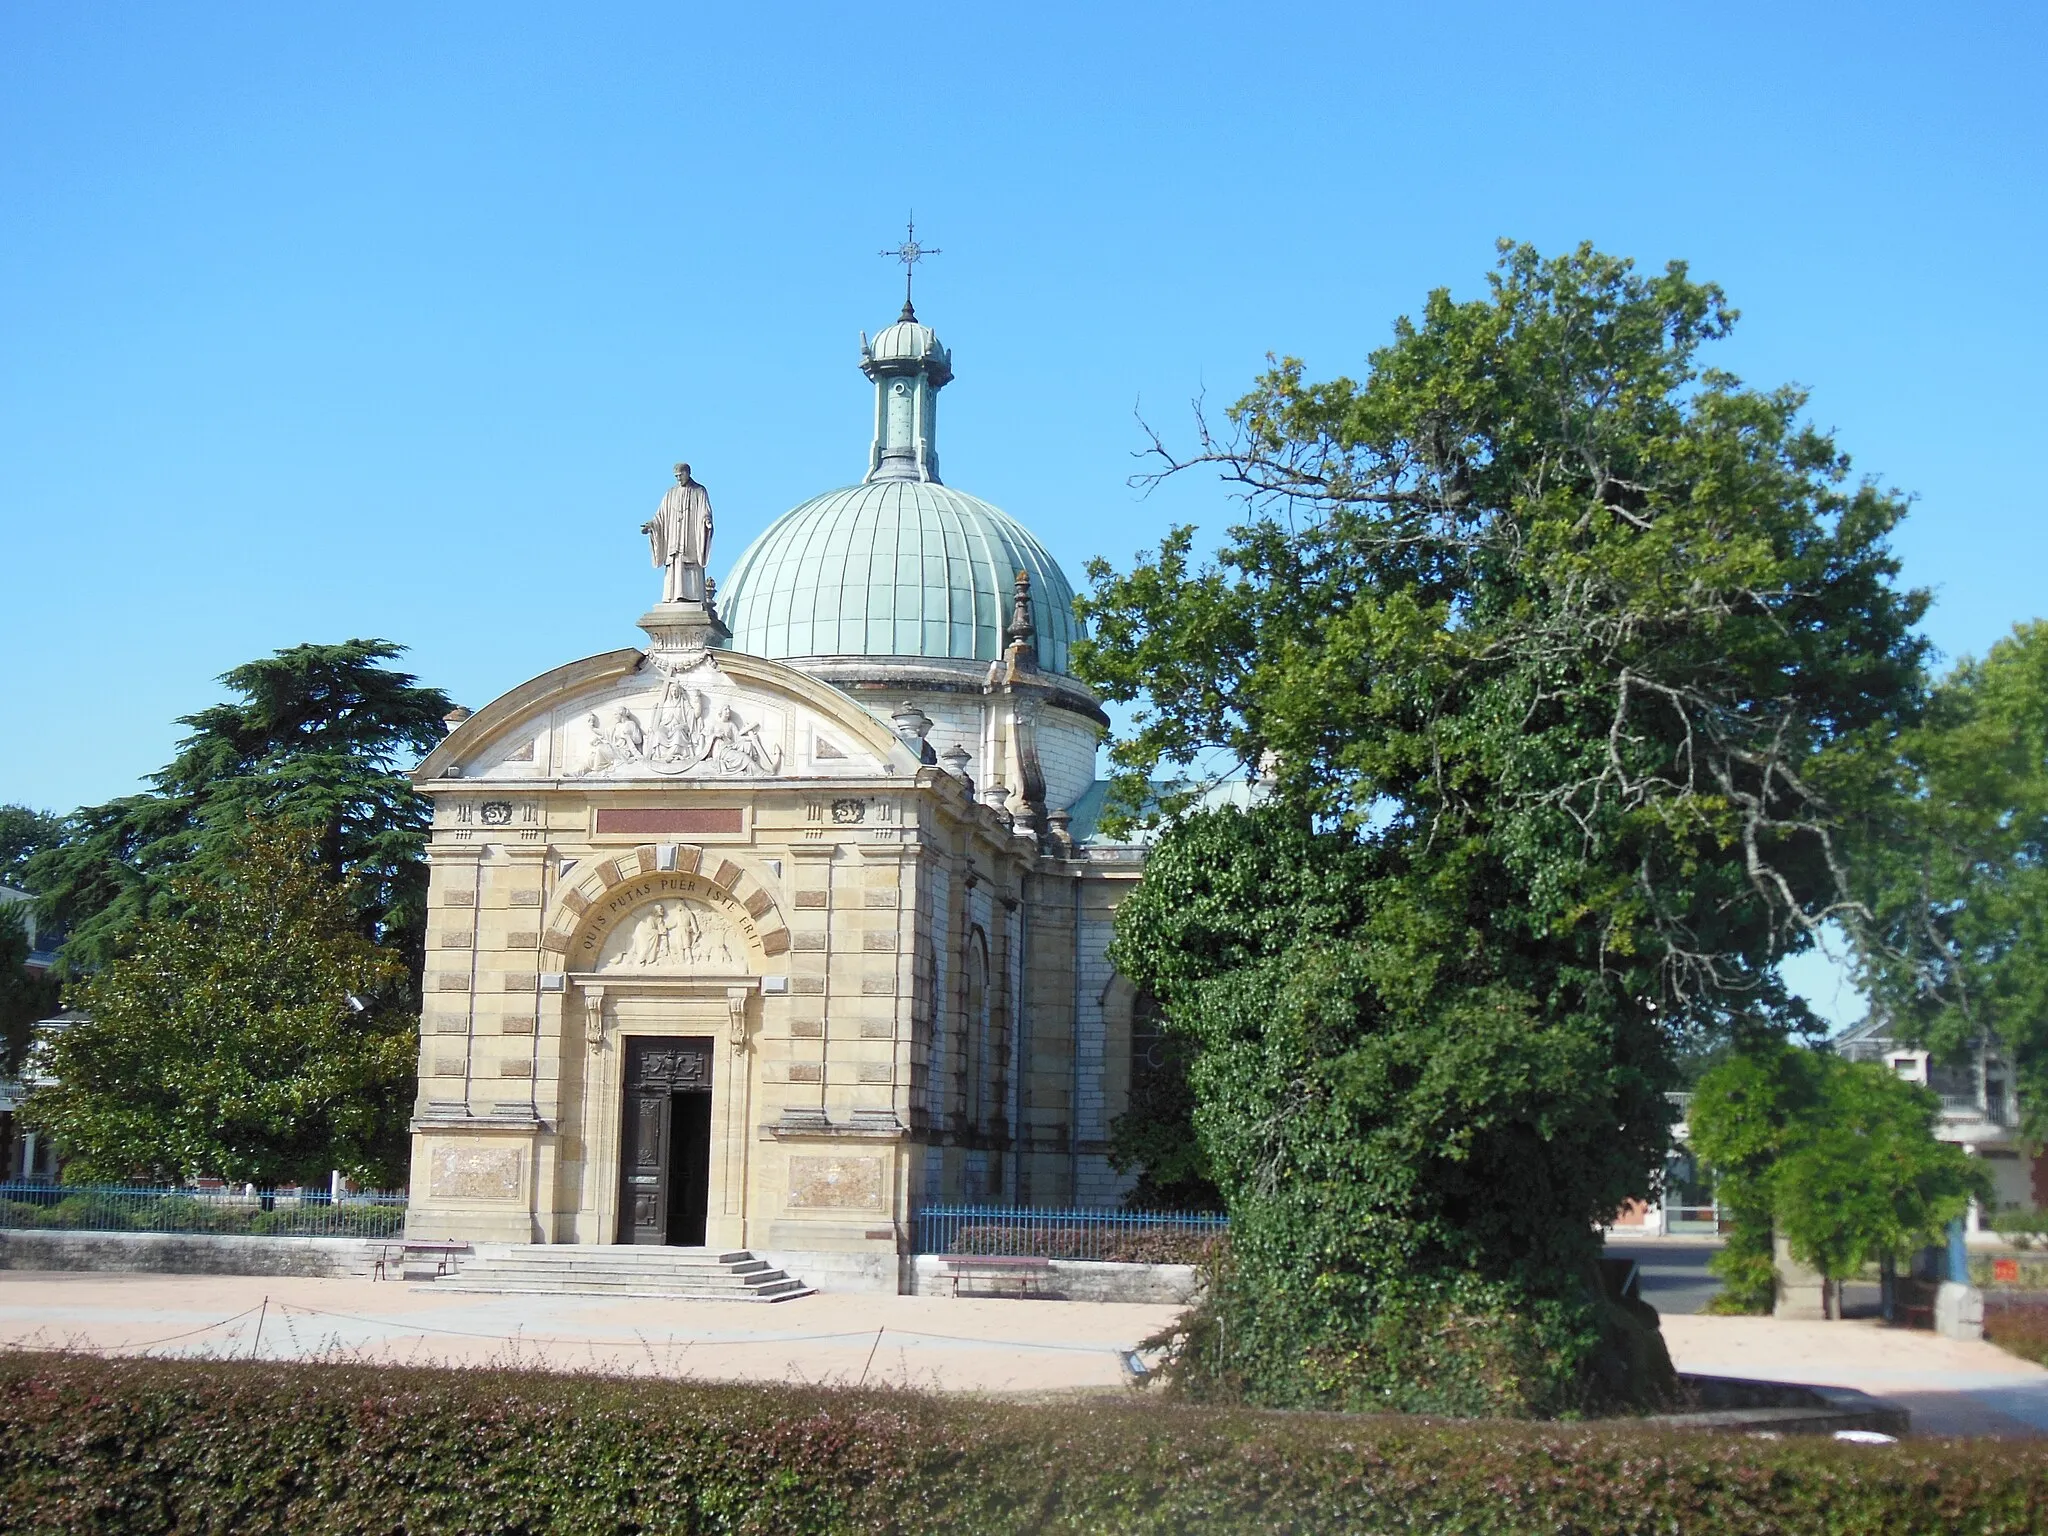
[574,692,782,779]
[610,708,647,761]
[705,704,783,776]
[629,903,678,967]
[652,676,708,767]
[582,713,616,774]
[606,900,740,972]
[644,462,714,604]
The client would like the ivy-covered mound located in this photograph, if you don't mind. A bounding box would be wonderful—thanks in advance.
[1076,245,1928,1415]
[3,1354,2044,1535]
[1114,808,1678,1418]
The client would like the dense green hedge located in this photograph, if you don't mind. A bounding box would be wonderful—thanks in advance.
[0,1192,405,1238]
[1,1354,2044,1534]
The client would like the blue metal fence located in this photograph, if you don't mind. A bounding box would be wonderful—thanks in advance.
[0,1182,407,1238]
[913,1205,1227,1263]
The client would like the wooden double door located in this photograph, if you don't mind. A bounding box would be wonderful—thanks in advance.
[617,1036,714,1246]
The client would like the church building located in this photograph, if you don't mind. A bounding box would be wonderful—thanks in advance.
[404,299,1153,1290]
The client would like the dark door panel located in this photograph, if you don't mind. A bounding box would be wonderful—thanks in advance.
[621,1088,670,1244]
[618,1036,714,1246]
[670,1091,713,1246]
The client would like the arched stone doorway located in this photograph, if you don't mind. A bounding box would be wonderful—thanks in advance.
[545,850,781,1247]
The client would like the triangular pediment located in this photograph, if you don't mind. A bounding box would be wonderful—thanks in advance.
[415,646,921,785]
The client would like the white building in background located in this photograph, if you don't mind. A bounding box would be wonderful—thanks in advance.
[1610,1023,2045,1242]
[1835,1015,2041,1231]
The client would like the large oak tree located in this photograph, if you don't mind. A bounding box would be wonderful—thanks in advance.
[1077,243,1927,1414]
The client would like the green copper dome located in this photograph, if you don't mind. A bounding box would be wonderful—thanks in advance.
[720,480,1078,673]
[718,308,1079,674]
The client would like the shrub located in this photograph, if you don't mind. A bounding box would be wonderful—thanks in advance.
[948,1222,1225,1266]
[344,1202,406,1237]
[132,1194,247,1234]
[1985,1294,2048,1369]
[1704,1200,1777,1315]
[0,1352,2043,1534]
[0,1197,54,1229]
[42,1193,140,1232]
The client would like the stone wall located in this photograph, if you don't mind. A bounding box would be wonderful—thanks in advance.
[759,1247,900,1295]
[905,1254,1202,1304]
[0,1229,387,1278]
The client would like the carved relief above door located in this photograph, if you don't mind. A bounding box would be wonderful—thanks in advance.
[593,898,743,974]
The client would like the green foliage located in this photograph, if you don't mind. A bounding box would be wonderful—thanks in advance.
[0,1189,404,1237]
[1690,1045,1987,1304]
[22,824,417,1187]
[1107,1030,1221,1210]
[947,1222,1224,1265]
[1077,243,1926,1412]
[6,1354,2047,1535]
[26,639,449,974]
[1702,1203,1778,1315]
[0,803,63,889]
[0,902,60,1075]
[1857,622,2048,1137]
[1991,1207,2048,1248]
[1110,805,1676,1415]
[1688,1041,1826,1312]
[1772,1061,1987,1288]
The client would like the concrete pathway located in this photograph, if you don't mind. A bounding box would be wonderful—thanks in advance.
[0,1271,1180,1394]
[8,1271,2046,1438]
[1662,1314,2048,1438]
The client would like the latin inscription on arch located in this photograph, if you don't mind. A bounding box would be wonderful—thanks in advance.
[573,872,764,964]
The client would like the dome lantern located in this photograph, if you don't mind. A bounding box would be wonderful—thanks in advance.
[859,308,952,485]
[719,298,1087,679]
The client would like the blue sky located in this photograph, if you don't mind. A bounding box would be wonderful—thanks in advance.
[4,3,2041,1022]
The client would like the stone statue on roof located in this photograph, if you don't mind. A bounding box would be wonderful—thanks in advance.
[644,462,714,604]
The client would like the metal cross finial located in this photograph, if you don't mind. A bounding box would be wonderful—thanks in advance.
[879,215,940,319]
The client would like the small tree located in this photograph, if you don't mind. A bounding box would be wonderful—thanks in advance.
[1858,622,2048,1135]
[1773,1059,1987,1317]
[1687,1043,1826,1313]
[1690,1046,1986,1317]
[24,824,417,1187]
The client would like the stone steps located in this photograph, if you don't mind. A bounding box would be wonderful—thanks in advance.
[432,1247,813,1301]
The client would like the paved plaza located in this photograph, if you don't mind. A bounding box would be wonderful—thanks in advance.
[2,1269,2045,1436]
[1660,1314,2048,1438]
[0,1271,1183,1394]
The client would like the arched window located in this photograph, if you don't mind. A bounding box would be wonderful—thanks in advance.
[962,928,989,1129]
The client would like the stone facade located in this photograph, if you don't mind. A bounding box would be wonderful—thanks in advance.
[402,613,1149,1286]
[402,298,1163,1290]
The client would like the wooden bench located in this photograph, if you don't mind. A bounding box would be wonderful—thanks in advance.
[935,1254,1053,1299]
[374,1240,471,1282]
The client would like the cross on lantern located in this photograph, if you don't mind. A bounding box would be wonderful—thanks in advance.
[879,215,940,316]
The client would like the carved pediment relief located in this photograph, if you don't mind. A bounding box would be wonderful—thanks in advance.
[572,661,785,780]
[442,655,899,783]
